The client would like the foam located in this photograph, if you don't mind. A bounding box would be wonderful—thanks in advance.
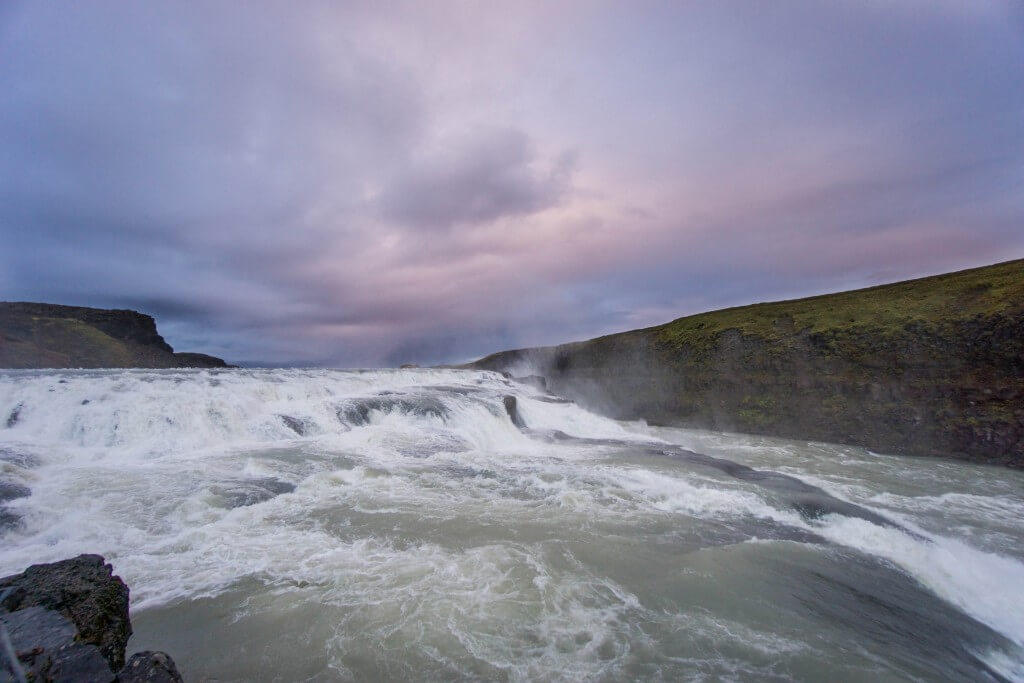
[814,516,1024,647]
[2,368,1023,677]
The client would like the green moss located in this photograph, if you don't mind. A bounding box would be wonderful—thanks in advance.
[736,395,778,428]
[741,395,776,411]
[470,260,1024,465]
[651,259,1024,356]
[34,318,135,366]
[1,315,134,368]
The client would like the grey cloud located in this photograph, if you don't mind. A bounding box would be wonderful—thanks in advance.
[0,2,423,232]
[0,2,425,356]
[380,128,575,229]
[0,1,1021,367]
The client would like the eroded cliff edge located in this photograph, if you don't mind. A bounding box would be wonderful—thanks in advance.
[0,302,230,369]
[0,554,183,681]
[470,259,1024,467]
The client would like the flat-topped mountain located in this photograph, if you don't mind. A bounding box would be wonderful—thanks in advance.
[0,302,230,369]
[470,259,1024,467]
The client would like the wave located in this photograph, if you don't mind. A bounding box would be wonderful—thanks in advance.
[2,368,1023,679]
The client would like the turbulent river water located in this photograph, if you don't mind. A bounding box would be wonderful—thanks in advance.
[1,368,1023,682]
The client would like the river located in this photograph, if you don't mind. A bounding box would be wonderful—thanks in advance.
[1,368,1022,681]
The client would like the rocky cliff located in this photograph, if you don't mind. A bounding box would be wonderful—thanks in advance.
[0,303,230,369]
[0,554,183,681]
[471,259,1024,468]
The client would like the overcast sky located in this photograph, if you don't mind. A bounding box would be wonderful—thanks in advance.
[1,1,1022,366]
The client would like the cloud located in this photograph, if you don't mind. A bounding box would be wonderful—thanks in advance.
[0,1,1021,366]
[379,128,576,229]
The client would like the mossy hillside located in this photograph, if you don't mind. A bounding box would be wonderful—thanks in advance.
[649,262,1023,453]
[2,316,137,368]
[471,259,1024,466]
[0,303,230,368]
[650,258,1024,359]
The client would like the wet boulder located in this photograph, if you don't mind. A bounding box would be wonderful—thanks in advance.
[0,555,184,681]
[337,395,449,427]
[0,554,131,670]
[0,605,116,681]
[503,395,526,428]
[119,650,185,682]
[278,414,307,435]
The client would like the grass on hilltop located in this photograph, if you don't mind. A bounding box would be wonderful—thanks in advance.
[649,259,1024,355]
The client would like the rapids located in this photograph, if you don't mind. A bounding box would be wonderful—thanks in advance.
[1,368,1022,681]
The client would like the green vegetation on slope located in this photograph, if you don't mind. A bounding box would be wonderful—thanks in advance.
[0,302,230,369]
[0,317,135,368]
[650,259,1024,356]
[472,259,1024,466]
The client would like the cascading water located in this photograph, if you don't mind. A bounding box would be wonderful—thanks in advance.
[1,368,1022,681]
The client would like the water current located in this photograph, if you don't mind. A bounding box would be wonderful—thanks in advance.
[1,368,1022,681]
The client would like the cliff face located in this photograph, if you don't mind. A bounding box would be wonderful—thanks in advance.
[0,554,184,681]
[471,259,1024,468]
[0,302,230,369]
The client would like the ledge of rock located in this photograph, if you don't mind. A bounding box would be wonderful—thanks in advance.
[0,554,182,682]
[503,395,526,428]
[118,651,184,683]
[0,301,231,369]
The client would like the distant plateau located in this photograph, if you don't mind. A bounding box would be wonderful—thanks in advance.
[0,302,230,369]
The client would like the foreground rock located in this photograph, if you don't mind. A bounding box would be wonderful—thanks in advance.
[470,259,1024,467]
[1,606,114,681]
[118,651,184,683]
[0,555,182,681]
[0,554,130,670]
[0,302,231,369]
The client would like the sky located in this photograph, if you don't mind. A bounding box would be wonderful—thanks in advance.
[1,1,1022,367]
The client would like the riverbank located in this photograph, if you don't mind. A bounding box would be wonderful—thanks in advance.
[471,259,1024,467]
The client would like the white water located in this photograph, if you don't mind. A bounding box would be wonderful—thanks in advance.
[1,368,1022,681]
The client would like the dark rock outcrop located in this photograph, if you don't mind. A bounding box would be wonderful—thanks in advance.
[0,302,230,369]
[503,395,526,428]
[0,606,116,682]
[0,555,131,670]
[0,555,183,682]
[470,259,1024,467]
[279,414,307,435]
[1,303,172,352]
[119,651,184,683]
[168,352,229,368]
[336,395,449,427]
